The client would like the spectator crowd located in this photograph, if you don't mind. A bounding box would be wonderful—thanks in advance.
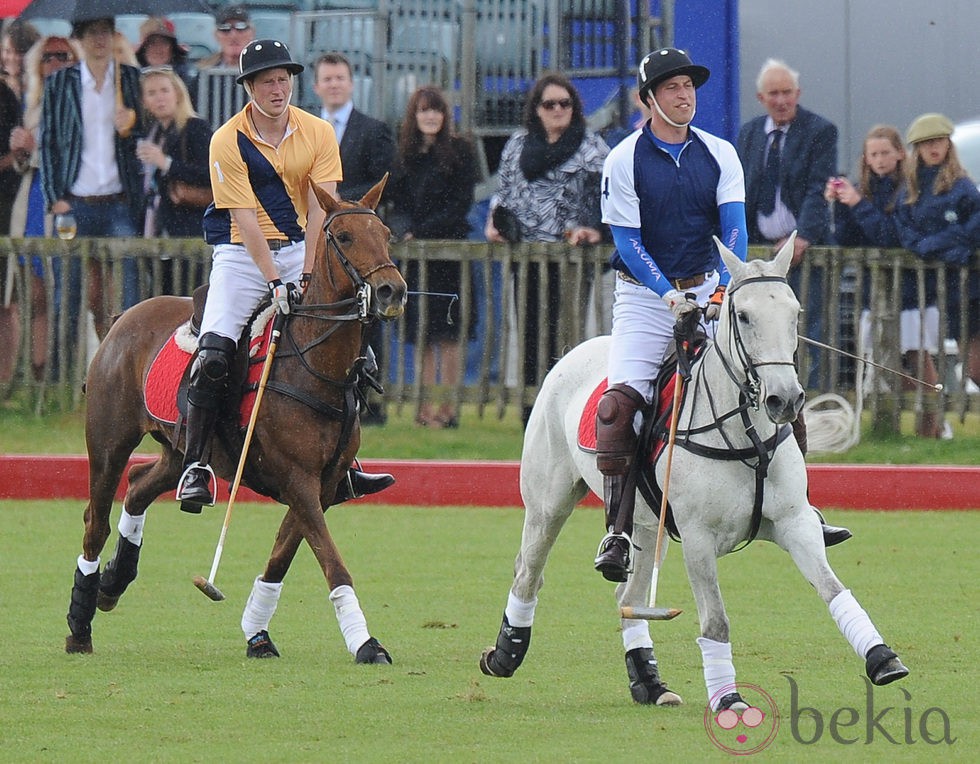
[0,8,976,440]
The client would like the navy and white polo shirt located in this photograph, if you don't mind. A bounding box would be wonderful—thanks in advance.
[601,124,744,280]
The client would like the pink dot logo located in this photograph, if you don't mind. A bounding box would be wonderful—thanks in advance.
[703,683,780,755]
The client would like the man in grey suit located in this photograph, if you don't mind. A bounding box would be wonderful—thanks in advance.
[312,52,395,423]
[737,58,838,390]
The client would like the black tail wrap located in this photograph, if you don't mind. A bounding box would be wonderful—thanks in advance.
[67,567,101,641]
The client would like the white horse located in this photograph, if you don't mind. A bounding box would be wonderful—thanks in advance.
[480,238,908,709]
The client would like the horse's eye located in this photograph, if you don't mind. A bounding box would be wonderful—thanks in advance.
[736,311,749,324]
[336,231,353,244]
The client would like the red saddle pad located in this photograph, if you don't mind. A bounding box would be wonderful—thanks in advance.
[576,376,676,457]
[144,320,274,428]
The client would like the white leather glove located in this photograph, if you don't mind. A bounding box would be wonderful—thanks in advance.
[268,278,291,315]
[661,289,700,320]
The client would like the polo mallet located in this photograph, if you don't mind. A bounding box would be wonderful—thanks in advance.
[620,309,699,621]
[798,334,943,391]
[193,311,286,601]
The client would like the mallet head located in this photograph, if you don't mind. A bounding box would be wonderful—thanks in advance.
[620,605,682,621]
[193,575,226,601]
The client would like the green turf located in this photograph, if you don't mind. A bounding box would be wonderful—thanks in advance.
[1,501,974,762]
[2,406,980,463]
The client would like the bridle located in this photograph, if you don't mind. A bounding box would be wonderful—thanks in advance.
[647,273,798,549]
[264,206,397,420]
[714,275,799,411]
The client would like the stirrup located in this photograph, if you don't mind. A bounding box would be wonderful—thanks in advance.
[594,531,633,582]
[176,462,217,506]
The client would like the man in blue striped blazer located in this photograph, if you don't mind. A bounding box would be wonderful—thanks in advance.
[39,16,144,332]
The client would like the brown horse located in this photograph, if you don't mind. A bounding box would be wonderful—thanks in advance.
[65,178,407,661]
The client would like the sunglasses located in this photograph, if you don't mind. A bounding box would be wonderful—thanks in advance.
[42,51,71,63]
[216,22,251,32]
[539,98,572,111]
[141,65,174,75]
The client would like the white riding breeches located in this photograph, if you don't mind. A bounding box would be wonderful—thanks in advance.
[607,271,719,403]
[199,241,305,342]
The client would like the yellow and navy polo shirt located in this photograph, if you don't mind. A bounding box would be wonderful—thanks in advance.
[204,103,342,245]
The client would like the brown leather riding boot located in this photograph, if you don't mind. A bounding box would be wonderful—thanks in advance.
[594,384,644,581]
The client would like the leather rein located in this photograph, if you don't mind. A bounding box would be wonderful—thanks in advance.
[671,274,798,548]
[262,208,395,470]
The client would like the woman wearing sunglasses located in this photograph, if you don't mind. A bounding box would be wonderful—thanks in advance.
[485,72,609,426]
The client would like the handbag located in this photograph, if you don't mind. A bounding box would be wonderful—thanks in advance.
[492,205,522,244]
[167,128,213,208]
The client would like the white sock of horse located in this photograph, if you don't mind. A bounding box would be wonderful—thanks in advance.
[622,622,653,652]
[504,591,537,628]
[330,584,371,655]
[117,507,144,545]
[829,589,884,658]
[77,554,99,575]
[697,637,736,710]
[241,576,282,638]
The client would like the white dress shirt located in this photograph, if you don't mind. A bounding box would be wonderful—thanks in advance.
[72,60,124,197]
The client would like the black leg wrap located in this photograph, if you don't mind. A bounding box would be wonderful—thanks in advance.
[66,567,100,653]
[865,643,909,686]
[97,536,142,612]
[245,630,280,658]
[479,613,531,678]
[625,647,681,705]
[355,636,393,664]
[716,691,747,711]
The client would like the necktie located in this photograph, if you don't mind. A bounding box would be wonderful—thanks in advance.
[759,129,782,215]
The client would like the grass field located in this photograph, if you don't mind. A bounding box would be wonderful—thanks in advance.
[2,405,980,464]
[1,500,975,762]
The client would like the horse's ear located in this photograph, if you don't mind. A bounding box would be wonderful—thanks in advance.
[772,231,796,277]
[713,235,744,283]
[359,173,389,211]
[311,180,340,214]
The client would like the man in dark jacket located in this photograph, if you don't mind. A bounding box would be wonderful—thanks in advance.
[737,58,838,388]
[311,52,395,202]
[312,51,395,423]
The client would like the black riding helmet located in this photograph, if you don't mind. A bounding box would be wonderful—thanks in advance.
[237,39,304,84]
[637,47,710,103]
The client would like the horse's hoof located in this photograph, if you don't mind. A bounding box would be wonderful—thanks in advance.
[716,692,748,712]
[355,637,392,664]
[479,647,513,678]
[96,592,120,612]
[245,630,280,658]
[866,644,909,686]
[65,634,93,654]
[631,683,683,706]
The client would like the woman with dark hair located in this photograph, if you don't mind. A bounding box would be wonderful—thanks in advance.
[388,85,476,427]
[484,71,609,426]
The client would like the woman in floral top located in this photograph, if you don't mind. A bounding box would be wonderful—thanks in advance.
[485,72,609,426]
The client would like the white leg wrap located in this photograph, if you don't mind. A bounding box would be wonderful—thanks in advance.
[329,584,371,655]
[117,507,145,545]
[829,589,884,659]
[241,576,283,639]
[697,637,736,711]
[504,591,537,628]
[622,621,653,652]
[77,554,100,576]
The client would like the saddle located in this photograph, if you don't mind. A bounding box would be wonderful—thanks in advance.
[577,336,708,541]
[144,284,275,431]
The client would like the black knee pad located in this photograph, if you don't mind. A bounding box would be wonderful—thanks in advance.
[596,384,644,475]
[189,333,237,408]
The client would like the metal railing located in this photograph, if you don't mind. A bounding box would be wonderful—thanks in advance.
[2,238,977,432]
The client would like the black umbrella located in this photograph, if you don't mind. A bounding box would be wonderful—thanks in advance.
[18,0,212,23]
